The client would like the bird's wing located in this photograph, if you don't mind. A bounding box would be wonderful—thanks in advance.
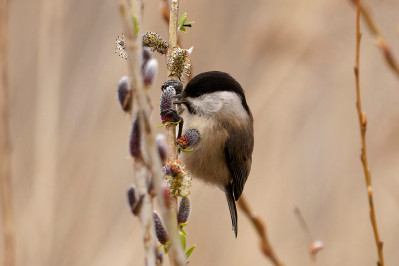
[224,126,253,200]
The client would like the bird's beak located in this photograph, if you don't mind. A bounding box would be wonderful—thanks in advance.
[173,94,183,99]
[173,94,187,104]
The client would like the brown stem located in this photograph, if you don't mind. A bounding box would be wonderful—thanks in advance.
[0,0,16,265]
[237,195,283,266]
[349,0,399,80]
[160,0,170,26]
[353,1,385,265]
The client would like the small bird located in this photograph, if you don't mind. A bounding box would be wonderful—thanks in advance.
[166,71,254,237]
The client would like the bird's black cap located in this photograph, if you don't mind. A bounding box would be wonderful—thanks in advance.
[183,71,251,114]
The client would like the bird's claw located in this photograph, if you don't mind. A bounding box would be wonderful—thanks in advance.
[161,79,183,94]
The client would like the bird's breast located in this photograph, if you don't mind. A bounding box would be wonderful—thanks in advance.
[178,112,231,188]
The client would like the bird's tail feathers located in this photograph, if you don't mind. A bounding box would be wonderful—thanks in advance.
[225,184,238,237]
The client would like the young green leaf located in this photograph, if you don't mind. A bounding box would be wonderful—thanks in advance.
[132,16,140,35]
[177,13,188,32]
[177,13,194,32]
[185,245,196,259]
[163,245,169,254]
[179,231,186,250]
[180,227,187,236]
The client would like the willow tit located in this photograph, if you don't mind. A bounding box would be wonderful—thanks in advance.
[164,71,254,237]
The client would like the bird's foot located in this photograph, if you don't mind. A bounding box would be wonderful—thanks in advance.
[161,79,183,94]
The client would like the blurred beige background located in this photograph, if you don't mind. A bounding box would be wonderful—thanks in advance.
[1,0,399,265]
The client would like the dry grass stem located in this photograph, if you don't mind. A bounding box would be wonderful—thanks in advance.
[353,1,385,265]
[0,0,16,265]
[350,0,399,80]
[237,195,283,266]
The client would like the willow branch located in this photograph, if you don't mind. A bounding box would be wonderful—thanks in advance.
[349,0,399,80]
[353,1,385,265]
[118,1,159,265]
[0,0,16,265]
[161,1,187,265]
[159,0,194,82]
[118,1,186,265]
[166,0,180,162]
[160,0,181,47]
[237,195,283,266]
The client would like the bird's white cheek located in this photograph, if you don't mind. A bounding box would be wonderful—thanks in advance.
[190,97,223,114]
[181,112,213,137]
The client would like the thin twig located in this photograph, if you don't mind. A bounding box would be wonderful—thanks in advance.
[160,0,181,47]
[0,0,16,265]
[293,208,313,244]
[237,195,283,266]
[294,207,323,266]
[349,0,399,80]
[353,1,385,265]
[118,1,186,265]
[159,0,193,81]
